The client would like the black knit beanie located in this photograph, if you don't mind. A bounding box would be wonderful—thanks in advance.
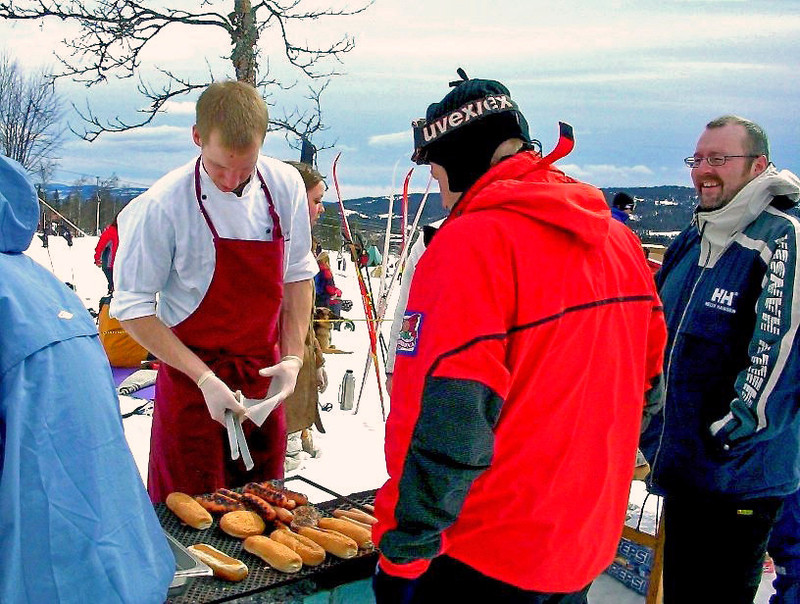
[612,192,635,211]
[412,69,532,193]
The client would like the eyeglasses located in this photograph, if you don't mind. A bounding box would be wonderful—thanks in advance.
[684,155,760,168]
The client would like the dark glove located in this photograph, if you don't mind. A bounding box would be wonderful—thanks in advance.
[372,567,420,604]
[341,299,353,312]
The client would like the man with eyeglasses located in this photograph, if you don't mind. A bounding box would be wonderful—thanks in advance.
[642,115,800,602]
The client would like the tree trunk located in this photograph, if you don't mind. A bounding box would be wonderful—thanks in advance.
[231,0,258,85]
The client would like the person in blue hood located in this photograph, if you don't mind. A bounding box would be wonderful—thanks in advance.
[0,155,174,603]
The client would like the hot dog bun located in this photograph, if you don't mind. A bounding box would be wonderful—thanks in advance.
[270,528,326,566]
[243,535,303,573]
[317,517,373,550]
[296,526,358,559]
[187,544,248,582]
[166,492,213,530]
[220,510,266,539]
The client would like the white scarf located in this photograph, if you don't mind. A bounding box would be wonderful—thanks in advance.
[695,165,800,267]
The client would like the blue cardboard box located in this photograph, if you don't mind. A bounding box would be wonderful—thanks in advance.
[605,537,655,596]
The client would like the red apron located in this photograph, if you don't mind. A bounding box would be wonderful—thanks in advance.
[148,158,286,503]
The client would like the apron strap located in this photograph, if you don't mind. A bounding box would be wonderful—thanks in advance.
[256,169,283,240]
[193,157,284,241]
[194,157,221,239]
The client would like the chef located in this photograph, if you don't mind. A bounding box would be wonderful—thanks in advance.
[112,81,317,503]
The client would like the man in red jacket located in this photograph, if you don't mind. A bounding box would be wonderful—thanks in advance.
[372,70,667,603]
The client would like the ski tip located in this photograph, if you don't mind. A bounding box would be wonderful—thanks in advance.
[558,121,574,142]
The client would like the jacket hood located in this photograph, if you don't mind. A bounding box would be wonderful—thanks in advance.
[695,164,800,267]
[445,150,610,248]
[0,155,38,254]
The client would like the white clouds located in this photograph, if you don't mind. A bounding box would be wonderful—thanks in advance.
[66,125,189,148]
[162,101,195,115]
[561,163,656,187]
[368,131,412,147]
[3,0,799,192]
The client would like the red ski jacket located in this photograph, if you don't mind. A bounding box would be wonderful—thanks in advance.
[373,150,666,592]
[94,224,119,269]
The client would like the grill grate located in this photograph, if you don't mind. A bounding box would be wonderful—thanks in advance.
[160,482,377,603]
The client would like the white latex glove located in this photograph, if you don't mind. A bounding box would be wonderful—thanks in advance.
[197,371,246,426]
[317,367,328,393]
[244,356,303,426]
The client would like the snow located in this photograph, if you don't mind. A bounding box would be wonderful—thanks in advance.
[23,232,777,602]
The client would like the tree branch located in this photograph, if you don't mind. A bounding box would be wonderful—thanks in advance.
[0,0,372,141]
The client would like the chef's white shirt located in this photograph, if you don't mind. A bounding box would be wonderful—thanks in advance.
[111,155,318,327]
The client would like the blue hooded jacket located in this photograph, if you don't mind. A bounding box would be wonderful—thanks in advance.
[0,156,173,603]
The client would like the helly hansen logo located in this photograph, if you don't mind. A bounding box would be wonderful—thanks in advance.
[760,235,789,337]
[742,339,769,405]
[705,287,739,313]
[420,95,517,144]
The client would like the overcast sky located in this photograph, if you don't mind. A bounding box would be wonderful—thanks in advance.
[2,0,799,199]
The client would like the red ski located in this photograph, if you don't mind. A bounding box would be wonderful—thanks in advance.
[331,153,386,421]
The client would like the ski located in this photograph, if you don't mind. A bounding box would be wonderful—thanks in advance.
[377,170,397,319]
[401,167,413,259]
[354,174,433,414]
[375,174,433,318]
[331,153,387,421]
[541,121,575,165]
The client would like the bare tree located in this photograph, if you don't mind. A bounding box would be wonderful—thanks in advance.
[0,0,372,144]
[0,53,65,174]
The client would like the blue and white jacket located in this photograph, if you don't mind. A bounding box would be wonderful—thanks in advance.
[645,165,800,500]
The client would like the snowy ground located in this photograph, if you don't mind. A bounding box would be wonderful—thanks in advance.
[24,233,777,603]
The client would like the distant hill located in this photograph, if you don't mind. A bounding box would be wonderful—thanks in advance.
[601,186,696,246]
[44,183,147,202]
[42,182,697,250]
[325,186,697,251]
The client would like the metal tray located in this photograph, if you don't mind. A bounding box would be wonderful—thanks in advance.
[166,531,213,597]
[159,476,377,603]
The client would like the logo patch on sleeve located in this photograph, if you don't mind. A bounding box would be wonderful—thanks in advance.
[396,311,423,356]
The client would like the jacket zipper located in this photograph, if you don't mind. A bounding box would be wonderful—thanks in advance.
[650,221,712,485]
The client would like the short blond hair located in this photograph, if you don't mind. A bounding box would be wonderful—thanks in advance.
[195,81,269,149]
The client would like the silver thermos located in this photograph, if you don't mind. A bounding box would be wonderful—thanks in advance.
[339,369,355,410]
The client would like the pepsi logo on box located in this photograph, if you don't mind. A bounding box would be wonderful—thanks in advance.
[604,537,654,596]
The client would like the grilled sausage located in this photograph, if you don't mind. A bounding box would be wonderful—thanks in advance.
[244,482,289,508]
[194,492,245,514]
[240,492,278,522]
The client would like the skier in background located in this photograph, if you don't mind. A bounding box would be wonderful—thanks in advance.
[94,214,119,293]
[610,192,636,224]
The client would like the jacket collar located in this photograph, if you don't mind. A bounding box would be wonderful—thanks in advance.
[695,165,800,267]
